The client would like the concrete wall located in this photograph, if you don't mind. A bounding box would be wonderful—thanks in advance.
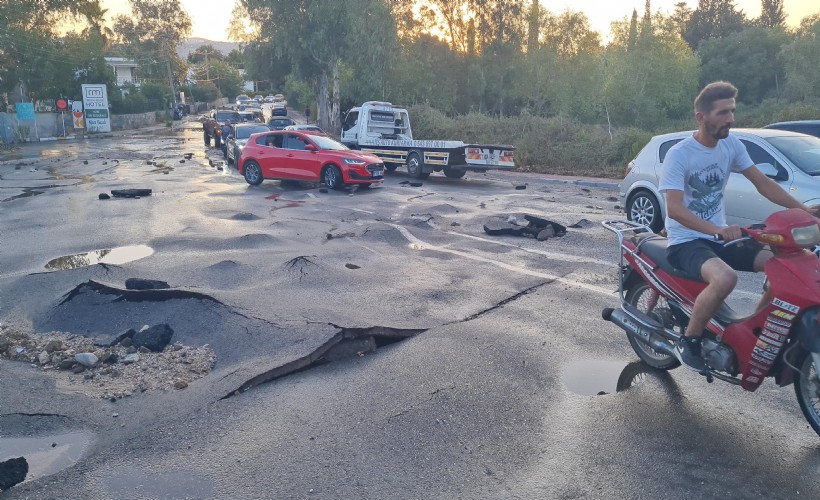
[0,110,162,141]
[110,111,162,131]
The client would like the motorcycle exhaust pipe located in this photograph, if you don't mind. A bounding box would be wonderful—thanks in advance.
[602,307,678,357]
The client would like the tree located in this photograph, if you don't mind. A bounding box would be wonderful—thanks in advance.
[526,0,540,54]
[0,1,109,95]
[780,15,820,100]
[757,0,786,29]
[112,0,192,91]
[683,0,748,50]
[698,27,791,103]
[628,9,639,51]
[606,10,699,128]
[187,45,225,64]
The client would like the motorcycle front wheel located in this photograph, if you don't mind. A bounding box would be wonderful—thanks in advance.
[624,280,682,370]
[793,351,820,437]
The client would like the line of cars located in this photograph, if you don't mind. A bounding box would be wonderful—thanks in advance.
[620,120,820,233]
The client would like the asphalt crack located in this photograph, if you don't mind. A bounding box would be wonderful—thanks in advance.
[58,280,225,306]
[221,325,427,399]
[450,280,554,324]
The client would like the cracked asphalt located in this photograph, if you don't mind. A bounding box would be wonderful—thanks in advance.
[1,121,819,499]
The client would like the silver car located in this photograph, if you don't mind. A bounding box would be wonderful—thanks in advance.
[226,124,271,166]
[620,128,820,232]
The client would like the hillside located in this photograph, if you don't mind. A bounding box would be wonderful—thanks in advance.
[177,38,241,59]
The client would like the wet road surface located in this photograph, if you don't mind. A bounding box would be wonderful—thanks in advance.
[1,121,818,499]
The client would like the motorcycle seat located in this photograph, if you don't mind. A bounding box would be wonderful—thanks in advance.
[631,234,746,326]
[631,234,698,280]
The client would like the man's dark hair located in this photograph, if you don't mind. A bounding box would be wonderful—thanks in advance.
[695,81,738,114]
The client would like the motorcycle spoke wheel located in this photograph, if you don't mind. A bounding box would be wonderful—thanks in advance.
[624,281,681,370]
[794,352,820,437]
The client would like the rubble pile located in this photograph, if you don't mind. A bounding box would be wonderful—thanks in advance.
[0,324,215,399]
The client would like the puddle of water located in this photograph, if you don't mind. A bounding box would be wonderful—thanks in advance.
[0,432,92,483]
[563,360,649,396]
[45,245,154,270]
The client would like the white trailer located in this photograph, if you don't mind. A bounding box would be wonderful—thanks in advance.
[340,101,514,179]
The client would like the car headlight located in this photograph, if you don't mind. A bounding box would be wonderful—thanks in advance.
[343,158,366,165]
[792,224,820,247]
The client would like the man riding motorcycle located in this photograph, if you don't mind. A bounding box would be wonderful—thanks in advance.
[660,81,820,371]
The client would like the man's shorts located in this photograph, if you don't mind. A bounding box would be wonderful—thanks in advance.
[666,238,766,281]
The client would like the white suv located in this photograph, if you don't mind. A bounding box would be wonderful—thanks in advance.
[620,128,820,233]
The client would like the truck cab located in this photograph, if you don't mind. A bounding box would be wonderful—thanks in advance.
[341,102,412,145]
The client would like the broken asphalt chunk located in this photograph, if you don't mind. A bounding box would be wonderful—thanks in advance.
[569,219,595,229]
[409,182,423,187]
[0,457,28,491]
[483,219,530,237]
[132,324,173,353]
[111,188,152,198]
[515,184,527,190]
[98,193,110,200]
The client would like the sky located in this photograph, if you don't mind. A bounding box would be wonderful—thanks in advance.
[99,0,819,42]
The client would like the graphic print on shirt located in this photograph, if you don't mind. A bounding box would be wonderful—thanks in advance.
[687,163,724,220]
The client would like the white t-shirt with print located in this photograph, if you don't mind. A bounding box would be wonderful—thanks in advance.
[659,133,754,246]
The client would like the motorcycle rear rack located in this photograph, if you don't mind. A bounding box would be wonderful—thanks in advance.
[602,220,656,303]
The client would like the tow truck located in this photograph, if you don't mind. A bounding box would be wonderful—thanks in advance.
[340,101,514,179]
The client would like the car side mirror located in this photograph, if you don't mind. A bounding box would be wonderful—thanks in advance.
[758,162,787,181]
[305,144,317,152]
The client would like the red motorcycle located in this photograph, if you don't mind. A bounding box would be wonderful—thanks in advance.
[602,208,820,436]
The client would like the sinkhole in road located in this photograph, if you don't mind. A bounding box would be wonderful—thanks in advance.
[562,359,656,396]
[0,431,93,488]
[45,245,154,271]
[222,326,427,399]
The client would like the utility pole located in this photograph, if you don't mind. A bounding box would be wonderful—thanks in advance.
[163,36,176,108]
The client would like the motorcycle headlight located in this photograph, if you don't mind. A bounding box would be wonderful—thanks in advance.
[343,158,365,165]
[792,224,820,247]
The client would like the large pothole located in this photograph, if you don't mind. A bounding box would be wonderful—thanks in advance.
[222,325,426,399]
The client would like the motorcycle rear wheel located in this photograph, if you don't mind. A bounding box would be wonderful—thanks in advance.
[793,351,820,437]
[624,281,681,370]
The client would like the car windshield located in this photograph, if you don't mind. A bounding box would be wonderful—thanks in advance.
[766,136,820,175]
[236,126,269,139]
[310,135,349,151]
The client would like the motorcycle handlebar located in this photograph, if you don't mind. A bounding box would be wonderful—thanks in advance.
[713,228,751,247]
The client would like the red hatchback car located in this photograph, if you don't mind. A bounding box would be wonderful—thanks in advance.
[238,131,385,189]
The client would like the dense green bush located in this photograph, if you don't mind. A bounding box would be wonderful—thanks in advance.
[408,105,651,177]
[735,98,820,127]
[180,83,219,103]
[109,82,167,115]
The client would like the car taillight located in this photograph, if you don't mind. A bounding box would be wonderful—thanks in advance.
[625,161,635,176]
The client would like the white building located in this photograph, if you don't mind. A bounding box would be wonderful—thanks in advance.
[104,57,140,87]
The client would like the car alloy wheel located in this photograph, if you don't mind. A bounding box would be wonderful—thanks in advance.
[323,165,342,190]
[243,161,263,186]
[628,191,662,233]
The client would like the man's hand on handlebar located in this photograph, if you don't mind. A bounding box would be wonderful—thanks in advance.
[804,205,820,218]
[715,225,744,242]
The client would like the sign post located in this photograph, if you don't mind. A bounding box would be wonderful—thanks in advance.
[81,84,111,133]
[55,98,69,137]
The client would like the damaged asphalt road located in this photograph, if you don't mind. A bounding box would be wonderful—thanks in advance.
[1,122,819,499]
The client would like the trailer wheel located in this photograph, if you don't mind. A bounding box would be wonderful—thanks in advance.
[406,152,430,180]
[443,167,466,179]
